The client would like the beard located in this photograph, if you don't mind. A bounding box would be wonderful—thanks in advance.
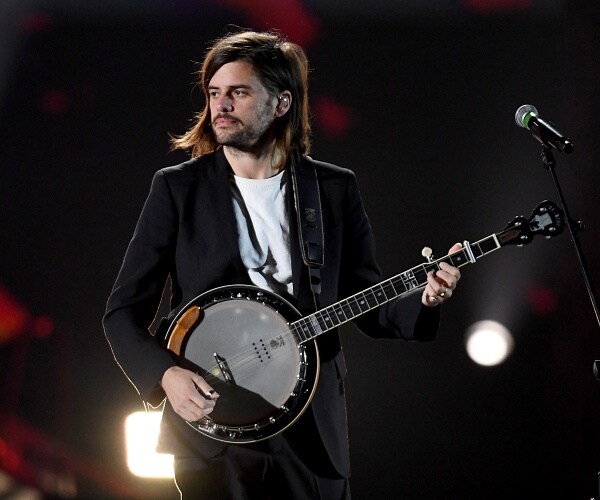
[213,123,263,150]
[212,105,276,152]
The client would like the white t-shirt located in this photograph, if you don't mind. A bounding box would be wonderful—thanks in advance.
[231,171,293,297]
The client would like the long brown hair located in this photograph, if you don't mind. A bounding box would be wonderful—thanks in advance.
[171,30,311,166]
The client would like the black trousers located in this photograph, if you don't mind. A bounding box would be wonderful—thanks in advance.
[173,435,350,500]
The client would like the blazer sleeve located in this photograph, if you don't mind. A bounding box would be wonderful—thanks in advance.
[338,170,440,342]
[103,170,178,404]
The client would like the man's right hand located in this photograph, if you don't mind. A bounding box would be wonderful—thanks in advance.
[161,366,219,421]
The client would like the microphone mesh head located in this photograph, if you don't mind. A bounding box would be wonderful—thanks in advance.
[515,104,538,129]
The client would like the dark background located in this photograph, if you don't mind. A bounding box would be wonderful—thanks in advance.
[1,0,599,498]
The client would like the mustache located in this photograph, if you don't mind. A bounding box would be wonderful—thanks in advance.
[212,114,240,125]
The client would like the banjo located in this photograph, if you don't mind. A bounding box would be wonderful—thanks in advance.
[163,200,564,443]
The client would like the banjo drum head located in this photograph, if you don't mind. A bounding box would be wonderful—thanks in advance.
[176,286,317,433]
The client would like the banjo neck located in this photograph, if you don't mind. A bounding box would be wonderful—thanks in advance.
[292,198,565,344]
[291,235,498,344]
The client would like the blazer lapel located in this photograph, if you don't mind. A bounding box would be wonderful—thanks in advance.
[208,149,249,282]
[286,168,304,302]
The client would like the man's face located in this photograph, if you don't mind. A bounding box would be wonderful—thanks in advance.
[208,60,279,151]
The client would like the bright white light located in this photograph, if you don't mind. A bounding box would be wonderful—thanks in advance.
[125,411,174,478]
[465,320,514,367]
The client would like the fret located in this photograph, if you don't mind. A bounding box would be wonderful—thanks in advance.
[294,320,309,342]
[380,281,396,299]
[373,283,389,303]
[470,243,484,260]
[326,308,339,325]
[331,303,348,323]
[390,276,406,295]
[310,316,323,335]
[423,263,439,276]
[320,308,338,328]
[412,265,429,287]
[318,310,333,330]
[364,289,379,308]
[299,318,317,340]
[478,235,500,255]
[355,293,370,312]
[348,298,362,316]
[291,324,302,342]
[448,251,467,267]
[341,301,354,319]
[400,270,419,291]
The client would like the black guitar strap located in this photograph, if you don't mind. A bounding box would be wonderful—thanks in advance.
[290,157,324,311]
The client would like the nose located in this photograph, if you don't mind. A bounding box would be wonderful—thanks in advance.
[216,95,233,113]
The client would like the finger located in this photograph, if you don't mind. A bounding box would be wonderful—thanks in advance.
[422,287,440,307]
[172,394,214,421]
[426,296,439,306]
[191,375,219,399]
[186,384,218,411]
[447,242,463,254]
[438,243,463,287]
[183,381,218,414]
[190,402,215,417]
[422,274,443,306]
[180,402,215,422]
[427,272,446,293]
[436,264,461,287]
[439,261,461,278]
[186,386,218,415]
[425,272,453,301]
[433,283,451,299]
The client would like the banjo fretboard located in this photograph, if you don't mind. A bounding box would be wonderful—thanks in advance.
[291,234,502,344]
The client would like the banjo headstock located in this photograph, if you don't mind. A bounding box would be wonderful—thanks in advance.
[497,200,564,247]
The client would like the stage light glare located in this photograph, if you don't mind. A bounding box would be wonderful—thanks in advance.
[465,320,514,366]
[125,411,174,478]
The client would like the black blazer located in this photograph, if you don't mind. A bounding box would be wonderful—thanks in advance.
[103,149,439,477]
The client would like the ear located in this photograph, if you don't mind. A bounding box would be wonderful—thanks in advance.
[275,91,292,117]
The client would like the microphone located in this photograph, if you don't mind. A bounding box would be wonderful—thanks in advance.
[515,104,574,154]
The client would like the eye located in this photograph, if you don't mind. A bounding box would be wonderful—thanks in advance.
[208,90,219,99]
[233,89,248,97]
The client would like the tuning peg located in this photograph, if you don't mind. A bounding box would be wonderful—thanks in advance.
[421,246,434,263]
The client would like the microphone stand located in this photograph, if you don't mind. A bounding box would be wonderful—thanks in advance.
[540,146,600,378]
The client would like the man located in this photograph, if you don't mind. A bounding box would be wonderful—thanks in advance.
[103,30,461,499]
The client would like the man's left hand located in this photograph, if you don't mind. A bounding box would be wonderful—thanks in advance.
[421,242,462,307]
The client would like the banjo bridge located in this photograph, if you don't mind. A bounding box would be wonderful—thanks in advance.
[214,352,235,385]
